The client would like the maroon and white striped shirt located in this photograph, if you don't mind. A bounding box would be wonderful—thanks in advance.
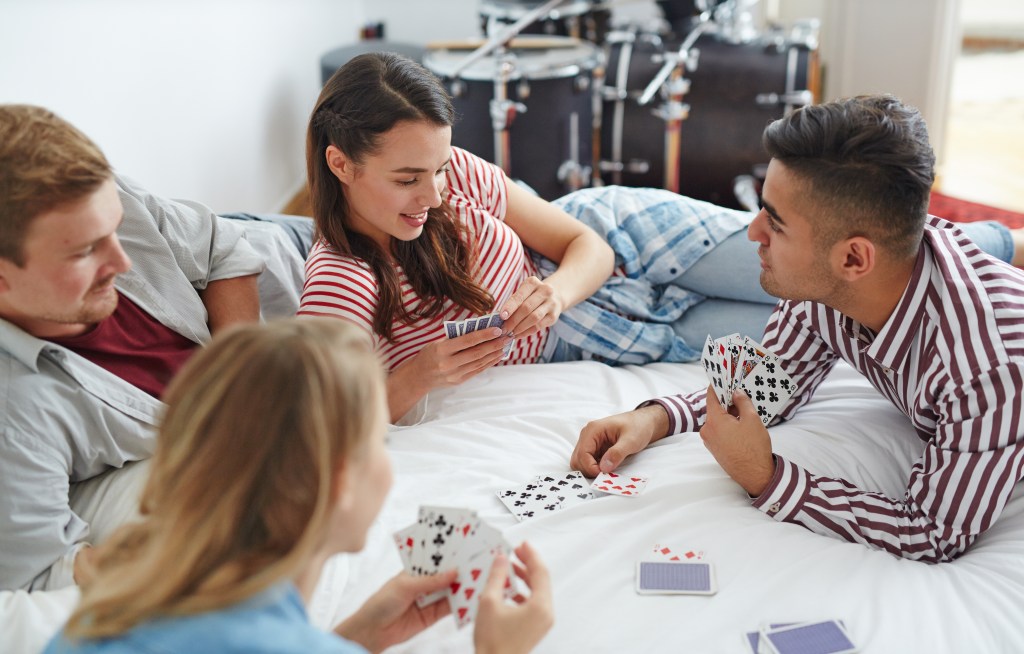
[650,217,1024,562]
[299,147,548,371]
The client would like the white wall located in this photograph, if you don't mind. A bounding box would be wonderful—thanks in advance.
[0,0,967,209]
[0,0,364,213]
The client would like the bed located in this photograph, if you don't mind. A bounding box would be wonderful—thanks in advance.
[6,359,1024,652]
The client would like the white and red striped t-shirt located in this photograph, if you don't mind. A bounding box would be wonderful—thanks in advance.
[299,147,548,371]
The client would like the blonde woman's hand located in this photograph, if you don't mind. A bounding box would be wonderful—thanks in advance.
[473,542,554,654]
[335,569,457,653]
[499,276,563,340]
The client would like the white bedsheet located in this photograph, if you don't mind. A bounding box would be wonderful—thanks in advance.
[7,360,1024,652]
[313,359,1024,653]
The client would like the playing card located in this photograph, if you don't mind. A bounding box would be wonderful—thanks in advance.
[496,478,566,521]
[591,471,648,497]
[412,506,481,577]
[635,560,716,595]
[444,320,460,339]
[392,523,420,569]
[446,524,514,629]
[736,335,769,386]
[744,624,796,653]
[534,471,594,509]
[738,357,797,426]
[760,620,857,654]
[650,543,704,561]
[722,333,743,390]
[701,335,731,406]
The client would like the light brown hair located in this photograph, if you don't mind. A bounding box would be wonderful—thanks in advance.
[0,105,112,265]
[64,318,384,639]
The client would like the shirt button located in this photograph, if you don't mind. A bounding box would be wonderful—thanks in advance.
[768,502,781,515]
[882,367,892,375]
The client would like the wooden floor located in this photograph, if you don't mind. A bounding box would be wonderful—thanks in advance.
[938,46,1024,212]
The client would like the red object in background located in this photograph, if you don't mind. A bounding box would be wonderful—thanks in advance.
[929,191,1024,228]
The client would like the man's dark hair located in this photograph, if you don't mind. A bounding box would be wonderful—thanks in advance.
[762,94,935,258]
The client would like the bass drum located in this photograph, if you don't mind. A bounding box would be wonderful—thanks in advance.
[424,36,603,201]
[600,28,819,208]
[480,0,612,45]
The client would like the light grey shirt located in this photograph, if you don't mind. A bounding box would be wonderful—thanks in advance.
[0,175,265,591]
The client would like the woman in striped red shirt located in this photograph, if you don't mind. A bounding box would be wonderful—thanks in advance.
[300,51,617,421]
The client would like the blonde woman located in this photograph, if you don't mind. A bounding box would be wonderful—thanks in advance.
[46,319,552,653]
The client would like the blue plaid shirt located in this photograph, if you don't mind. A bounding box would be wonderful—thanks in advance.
[537,186,751,365]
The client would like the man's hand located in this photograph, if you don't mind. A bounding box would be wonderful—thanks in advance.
[570,405,669,477]
[700,386,775,496]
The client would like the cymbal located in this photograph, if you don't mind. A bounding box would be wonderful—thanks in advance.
[426,37,581,50]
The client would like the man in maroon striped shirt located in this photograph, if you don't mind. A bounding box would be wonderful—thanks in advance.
[571,94,1024,563]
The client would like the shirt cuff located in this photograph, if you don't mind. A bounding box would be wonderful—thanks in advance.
[636,395,695,436]
[751,455,809,523]
[35,542,88,592]
[207,217,267,283]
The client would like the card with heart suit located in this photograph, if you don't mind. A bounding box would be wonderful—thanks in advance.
[591,471,649,497]
[702,333,796,424]
[394,506,515,624]
[650,543,705,562]
[701,335,732,407]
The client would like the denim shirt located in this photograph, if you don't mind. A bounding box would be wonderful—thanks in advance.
[0,175,265,591]
[44,583,367,654]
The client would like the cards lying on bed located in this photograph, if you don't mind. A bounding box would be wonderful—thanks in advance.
[701,333,798,425]
[496,471,651,522]
[745,620,858,654]
[393,505,514,628]
[637,543,712,595]
[443,312,514,360]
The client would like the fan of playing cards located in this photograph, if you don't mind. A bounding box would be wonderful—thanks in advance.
[444,312,513,360]
[701,333,798,426]
[496,471,651,522]
[393,506,515,629]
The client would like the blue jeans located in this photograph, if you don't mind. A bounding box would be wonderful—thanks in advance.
[671,220,1015,345]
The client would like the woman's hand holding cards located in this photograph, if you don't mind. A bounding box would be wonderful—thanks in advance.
[499,276,564,339]
[335,570,457,654]
[474,543,554,654]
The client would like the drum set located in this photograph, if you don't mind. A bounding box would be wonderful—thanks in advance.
[333,0,821,208]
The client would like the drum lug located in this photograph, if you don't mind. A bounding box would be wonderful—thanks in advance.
[653,101,690,122]
[603,86,629,101]
[557,160,592,190]
[755,90,813,108]
[490,98,528,131]
[599,160,651,175]
[517,79,531,100]
[448,79,466,99]
[574,75,590,93]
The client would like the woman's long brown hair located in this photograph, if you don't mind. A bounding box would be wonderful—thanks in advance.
[307,52,493,340]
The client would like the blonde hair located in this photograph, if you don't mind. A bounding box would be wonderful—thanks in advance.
[0,104,112,265]
[65,318,384,639]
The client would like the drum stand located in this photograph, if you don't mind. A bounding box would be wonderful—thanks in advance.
[449,0,592,194]
[638,20,709,193]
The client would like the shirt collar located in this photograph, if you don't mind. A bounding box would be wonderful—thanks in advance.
[860,239,932,370]
[0,317,53,373]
